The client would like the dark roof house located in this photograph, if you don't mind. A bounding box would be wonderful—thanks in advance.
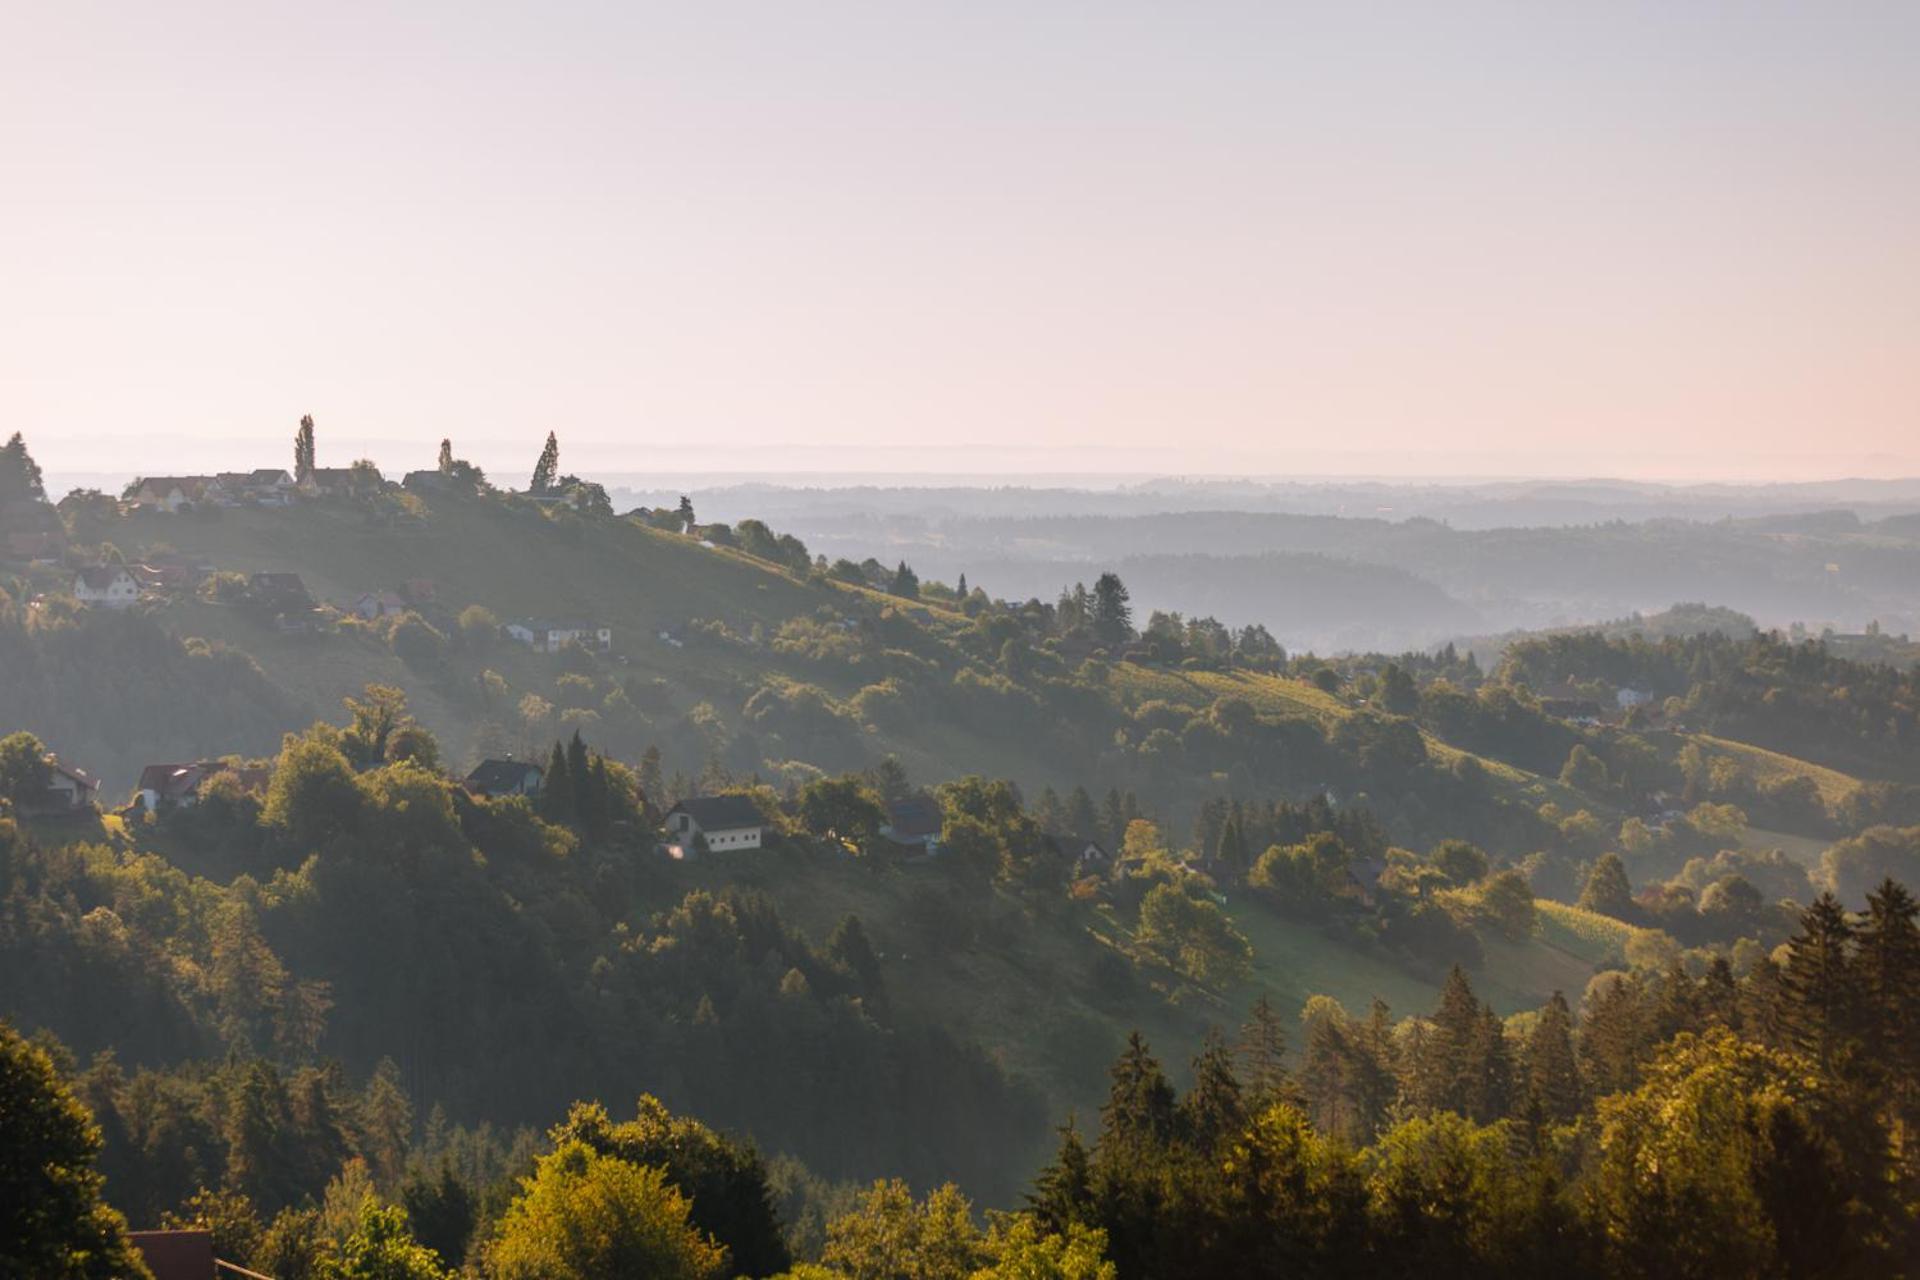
[465,759,544,798]
[882,795,944,845]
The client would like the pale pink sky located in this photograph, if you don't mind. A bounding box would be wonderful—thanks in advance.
[4,3,1917,481]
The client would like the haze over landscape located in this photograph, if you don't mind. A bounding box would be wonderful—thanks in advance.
[6,7,1920,1280]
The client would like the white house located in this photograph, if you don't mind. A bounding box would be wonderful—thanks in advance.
[128,476,212,512]
[31,759,100,814]
[665,795,767,852]
[505,618,612,653]
[1615,687,1654,709]
[73,566,139,608]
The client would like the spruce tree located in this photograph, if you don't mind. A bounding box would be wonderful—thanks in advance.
[1859,879,1920,1112]
[1026,1119,1094,1232]
[1578,853,1635,919]
[0,432,46,503]
[1525,991,1582,1124]
[1236,995,1292,1110]
[1091,572,1133,645]
[1099,1032,1176,1151]
[1179,1030,1246,1155]
[1776,893,1859,1075]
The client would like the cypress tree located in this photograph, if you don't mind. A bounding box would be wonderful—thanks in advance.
[529,431,559,493]
[566,730,591,825]
[541,740,572,824]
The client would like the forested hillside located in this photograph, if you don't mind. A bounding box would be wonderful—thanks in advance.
[7,438,1920,1278]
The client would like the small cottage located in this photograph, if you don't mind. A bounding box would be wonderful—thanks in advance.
[665,795,767,852]
[73,565,139,608]
[464,759,545,798]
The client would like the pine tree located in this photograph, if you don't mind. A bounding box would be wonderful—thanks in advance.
[1468,1005,1515,1123]
[1179,1030,1246,1155]
[1066,787,1099,841]
[956,572,968,598]
[0,432,46,503]
[1776,893,1859,1075]
[437,439,454,473]
[1860,880,1920,1095]
[1426,965,1484,1114]
[1235,995,1292,1109]
[889,561,920,599]
[1299,1015,1354,1141]
[1027,1118,1094,1232]
[1525,991,1582,1124]
[676,495,695,529]
[530,431,560,493]
[1579,973,1649,1096]
[1099,1032,1175,1151]
[1091,572,1133,645]
[1578,853,1635,919]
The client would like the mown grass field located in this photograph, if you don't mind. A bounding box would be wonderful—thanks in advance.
[1691,733,1864,809]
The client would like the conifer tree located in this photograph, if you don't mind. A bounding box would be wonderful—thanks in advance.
[1099,1033,1175,1151]
[1578,853,1635,919]
[1027,1118,1094,1234]
[529,432,559,493]
[637,746,663,806]
[1066,787,1099,841]
[1235,995,1292,1110]
[1776,893,1859,1075]
[1091,572,1133,645]
[0,432,46,503]
[1179,1031,1246,1155]
[1524,991,1582,1124]
[1859,879,1920,1119]
[541,740,573,824]
[438,439,454,473]
[1579,973,1649,1096]
[676,495,695,529]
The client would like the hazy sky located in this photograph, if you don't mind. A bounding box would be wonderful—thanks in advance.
[5,3,1918,482]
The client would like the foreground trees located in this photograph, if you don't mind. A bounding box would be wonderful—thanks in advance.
[0,1021,151,1280]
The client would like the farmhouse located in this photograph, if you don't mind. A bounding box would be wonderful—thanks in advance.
[506,618,612,653]
[128,476,213,512]
[881,796,944,850]
[212,469,296,506]
[665,795,767,852]
[1045,832,1112,878]
[18,756,101,815]
[135,761,270,812]
[464,759,544,798]
[73,565,139,608]
[352,590,409,620]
